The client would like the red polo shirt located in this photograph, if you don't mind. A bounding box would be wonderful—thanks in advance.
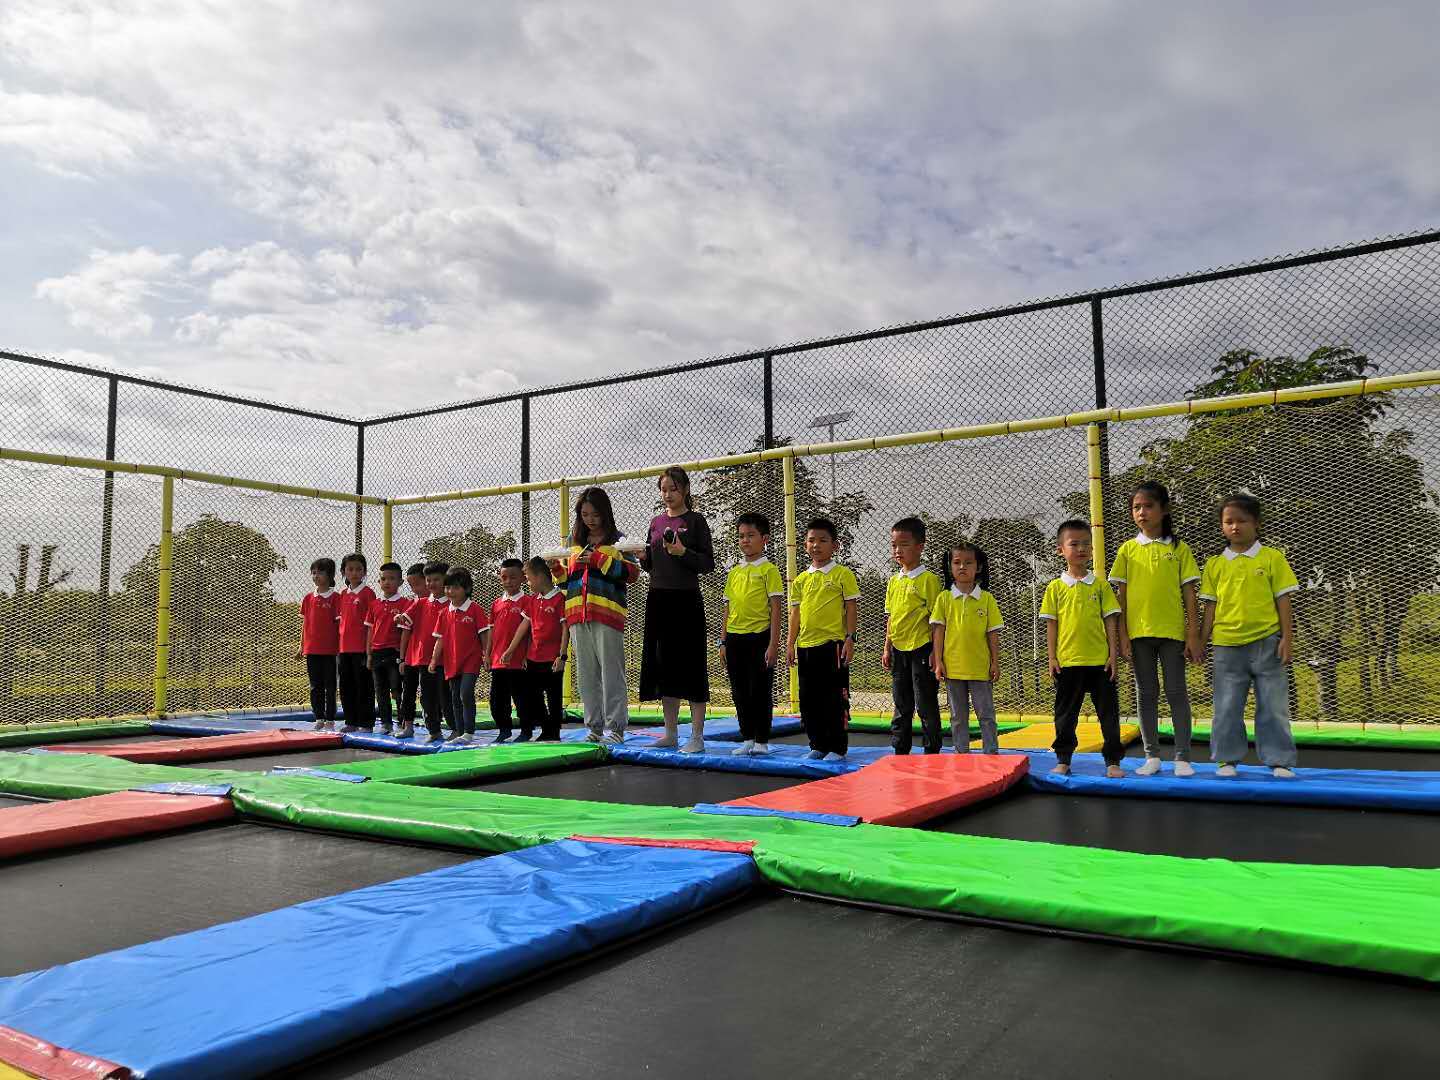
[337,584,375,654]
[365,592,409,651]
[490,593,532,671]
[434,599,490,677]
[527,589,566,663]
[403,594,446,667]
[300,589,340,656]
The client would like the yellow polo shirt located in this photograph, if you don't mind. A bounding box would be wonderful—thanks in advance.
[885,566,942,652]
[1039,572,1120,667]
[1109,534,1201,641]
[929,586,1004,681]
[1198,542,1299,646]
[793,561,860,648]
[724,558,785,634]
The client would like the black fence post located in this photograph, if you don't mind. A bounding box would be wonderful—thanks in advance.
[354,423,366,553]
[762,354,775,450]
[520,395,532,555]
[95,375,119,711]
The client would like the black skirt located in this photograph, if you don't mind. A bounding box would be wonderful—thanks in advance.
[639,588,710,702]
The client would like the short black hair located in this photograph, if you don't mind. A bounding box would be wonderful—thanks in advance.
[378,562,402,576]
[891,516,925,543]
[499,558,524,571]
[309,557,336,585]
[423,561,450,577]
[736,512,771,536]
[1220,493,1263,522]
[406,562,426,577]
[525,555,551,578]
[1056,519,1091,542]
[804,517,838,542]
[340,552,367,572]
[444,567,473,593]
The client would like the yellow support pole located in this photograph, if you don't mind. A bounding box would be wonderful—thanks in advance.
[153,475,174,716]
[1087,423,1107,579]
[559,481,573,707]
[382,502,393,563]
[783,453,799,713]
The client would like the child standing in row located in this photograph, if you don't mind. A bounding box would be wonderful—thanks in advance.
[1040,520,1125,777]
[302,558,340,731]
[491,558,531,742]
[430,567,489,744]
[720,513,785,757]
[564,487,640,744]
[394,563,429,741]
[787,517,859,762]
[1110,482,1201,777]
[523,556,568,742]
[1199,494,1299,778]
[336,553,375,733]
[365,561,408,736]
[882,517,943,755]
[930,542,1004,753]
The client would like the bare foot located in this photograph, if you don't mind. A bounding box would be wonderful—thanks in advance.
[1105,764,1125,778]
[1050,762,1071,775]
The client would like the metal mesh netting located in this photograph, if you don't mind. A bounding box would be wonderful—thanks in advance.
[0,354,112,458]
[364,400,523,498]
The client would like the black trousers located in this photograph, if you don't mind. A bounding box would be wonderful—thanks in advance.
[525,660,564,741]
[797,641,848,755]
[337,652,373,728]
[418,666,451,737]
[724,632,774,743]
[371,648,401,729]
[890,642,942,754]
[399,664,421,727]
[305,654,337,722]
[1052,665,1123,765]
[490,667,526,737]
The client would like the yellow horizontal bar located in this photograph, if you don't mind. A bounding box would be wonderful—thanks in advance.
[0,446,384,505]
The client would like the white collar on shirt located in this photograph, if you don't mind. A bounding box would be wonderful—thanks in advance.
[807,561,837,574]
[340,581,367,593]
[375,593,405,603]
[950,584,983,600]
[1222,540,1263,561]
[539,587,562,600]
[899,564,927,579]
[314,588,335,598]
[1060,570,1096,586]
[742,555,770,567]
[429,594,448,604]
[1134,532,1173,547]
[451,598,474,612]
[498,591,525,604]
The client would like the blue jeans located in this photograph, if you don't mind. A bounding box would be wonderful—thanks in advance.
[447,673,479,736]
[1211,634,1295,767]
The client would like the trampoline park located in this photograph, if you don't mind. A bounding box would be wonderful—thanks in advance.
[7,239,1440,1078]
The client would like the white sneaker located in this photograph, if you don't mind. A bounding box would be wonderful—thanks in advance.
[312,719,326,731]
[1272,766,1296,778]
[679,738,706,755]
[1215,764,1238,777]
[1135,757,1162,776]
[822,752,844,762]
[602,730,625,745]
[1173,760,1195,778]
[732,741,755,757]
[805,749,825,760]
[751,743,772,755]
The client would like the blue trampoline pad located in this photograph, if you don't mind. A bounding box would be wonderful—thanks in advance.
[1026,752,1440,811]
[0,841,758,1080]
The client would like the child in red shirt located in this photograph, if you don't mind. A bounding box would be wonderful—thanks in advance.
[336,553,376,733]
[400,561,453,743]
[491,558,533,742]
[524,555,569,741]
[365,562,408,736]
[300,557,340,731]
[430,567,490,744]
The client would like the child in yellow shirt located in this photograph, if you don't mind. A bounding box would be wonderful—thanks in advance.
[883,517,943,754]
[785,517,859,762]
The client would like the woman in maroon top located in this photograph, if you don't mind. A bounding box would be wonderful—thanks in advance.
[640,466,715,751]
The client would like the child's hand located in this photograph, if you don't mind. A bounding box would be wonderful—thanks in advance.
[366,654,374,670]
[763,643,777,668]
[786,644,797,668]
[840,637,854,666]
[294,650,304,662]
[1049,657,1062,678]
[880,645,891,672]
[988,657,1000,682]
[427,662,437,674]
[1118,637,1132,662]
[1104,655,1115,678]
[399,660,408,673]
[396,612,412,629]
[552,655,565,673]
[1185,635,1205,665]
[1277,636,1293,665]
[718,642,727,664]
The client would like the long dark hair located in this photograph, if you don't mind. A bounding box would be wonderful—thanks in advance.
[571,486,620,546]
[658,466,694,511]
[1132,480,1176,541]
[941,541,990,592]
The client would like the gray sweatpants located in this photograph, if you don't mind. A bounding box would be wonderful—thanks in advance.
[571,621,629,735]
[1131,637,1192,761]
[945,679,999,754]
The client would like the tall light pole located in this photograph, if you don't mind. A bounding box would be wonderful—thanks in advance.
[808,410,853,500]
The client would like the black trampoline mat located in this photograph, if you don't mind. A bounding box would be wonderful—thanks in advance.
[296,891,1440,1080]
[464,762,808,806]
[2,823,471,975]
[197,747,392,772]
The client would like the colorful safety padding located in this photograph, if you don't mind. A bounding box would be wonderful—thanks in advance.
[1025,752,1440,811]
[0,721,153,749]
[223,776,1440,981]
[38,729,343,764]
[722,752,1030,826]
[0,791,234,860]
[0,754,249,801]
[845,716,1029,736]
[1159,723,1440,752]
[323,744,604,786]
[0,841,758,1080]
[603,741,886,778]
[997,721,1141,751]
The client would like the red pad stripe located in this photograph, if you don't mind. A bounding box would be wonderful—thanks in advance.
[0,1025,130,1079]
[39,729,342,764]
[0,792,233,859]
[723,753,1029,827]
[569,835,757,855]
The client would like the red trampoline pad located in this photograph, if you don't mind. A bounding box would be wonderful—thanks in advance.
[723,753,1029,827]
[0,791,234,859]
[38,729,342,764]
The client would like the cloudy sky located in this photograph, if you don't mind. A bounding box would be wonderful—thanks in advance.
[3,1,1439,418]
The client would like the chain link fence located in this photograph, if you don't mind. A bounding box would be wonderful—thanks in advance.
[3,229,1440,726]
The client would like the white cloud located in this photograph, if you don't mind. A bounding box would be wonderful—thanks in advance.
[34,247,180,340]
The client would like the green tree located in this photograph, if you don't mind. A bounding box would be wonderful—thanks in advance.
[419,523,518,606]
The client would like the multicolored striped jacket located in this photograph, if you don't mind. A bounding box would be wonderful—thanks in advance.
[563,544,641,632]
